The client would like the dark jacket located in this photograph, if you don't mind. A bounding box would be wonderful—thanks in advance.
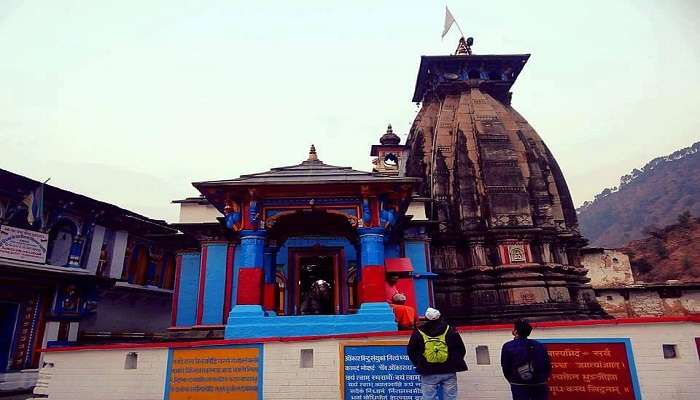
[407,319,468,375]
[500,338,552,385]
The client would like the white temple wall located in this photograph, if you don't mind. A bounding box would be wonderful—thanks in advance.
[37,321,700,400]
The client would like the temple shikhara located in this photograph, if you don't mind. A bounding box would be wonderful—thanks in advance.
[4,39,699,400]
[169,47,604,340]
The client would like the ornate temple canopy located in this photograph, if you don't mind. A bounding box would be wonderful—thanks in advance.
[193,145,420,217]
[412,54,530,103]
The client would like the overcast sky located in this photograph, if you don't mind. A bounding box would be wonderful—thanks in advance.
[2,1,698,222]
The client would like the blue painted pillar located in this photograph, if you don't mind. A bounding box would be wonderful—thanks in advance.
[262,244,278,312]
[358,227,385,266]
[225,230,269,338]
[357,227,388,303]
[236,230,266,305]
[355,227,396,328]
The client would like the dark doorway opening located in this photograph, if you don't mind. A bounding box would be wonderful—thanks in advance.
[299,256,335,315]
[290,249,342,316]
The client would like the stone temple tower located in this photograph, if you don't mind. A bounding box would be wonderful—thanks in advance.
[405,48,606,323]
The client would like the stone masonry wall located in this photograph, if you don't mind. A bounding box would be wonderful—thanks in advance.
[583,249,635,288]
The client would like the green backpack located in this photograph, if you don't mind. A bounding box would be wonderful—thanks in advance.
[418,326,450,363]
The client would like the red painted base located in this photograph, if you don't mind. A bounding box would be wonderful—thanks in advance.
[263,283,276,311]
[237,268,263,305]
[360,265,387,303]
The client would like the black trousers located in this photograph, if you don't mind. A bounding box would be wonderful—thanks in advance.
[510,384,549,400]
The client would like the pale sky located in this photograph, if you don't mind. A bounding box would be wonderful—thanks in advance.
[2,1,699,222]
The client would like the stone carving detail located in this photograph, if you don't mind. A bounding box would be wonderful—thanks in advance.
[507,245,526,263]
[489,214,533,227]
[404,55,605,322]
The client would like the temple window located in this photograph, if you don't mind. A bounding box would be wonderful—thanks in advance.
[47,219,78,267]
[475,345,490,365]
[300,349,314,368]
[125,246,150,285]
[383,153,399,168]
[161,253,176,290]
[662,344,678,359]
[124,352,138,369]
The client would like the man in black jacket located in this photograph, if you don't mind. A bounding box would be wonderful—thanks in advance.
[407,308,467,400]
[501,319,552,400]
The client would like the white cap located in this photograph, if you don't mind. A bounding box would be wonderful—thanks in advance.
[425,307,441,320]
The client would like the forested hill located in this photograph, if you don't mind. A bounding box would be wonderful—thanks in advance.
[577,141,700,248]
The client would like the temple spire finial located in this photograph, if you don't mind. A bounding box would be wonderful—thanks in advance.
[379,123,401,145]
[308,144,318,161]
[455,36,473,55]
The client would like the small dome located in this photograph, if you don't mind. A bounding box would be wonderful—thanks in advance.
[379,124,401,145]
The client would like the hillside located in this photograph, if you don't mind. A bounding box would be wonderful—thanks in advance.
[577,141,700,247]
[623,213,700,282]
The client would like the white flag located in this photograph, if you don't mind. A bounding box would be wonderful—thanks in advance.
[441,6,455,38]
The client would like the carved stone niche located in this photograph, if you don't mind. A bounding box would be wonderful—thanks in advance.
[496,241,532,265]
[501,287,550,305]
[470,289,500,306]
[547,286,571,303]
[467,241,490,268]
[431,245,470,272]
[540,241,555,264]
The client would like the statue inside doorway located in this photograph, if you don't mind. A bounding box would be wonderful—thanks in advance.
[300,279,332,315]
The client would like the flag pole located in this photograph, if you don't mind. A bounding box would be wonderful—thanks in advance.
[39,178,50,230]
[454,19,465,38]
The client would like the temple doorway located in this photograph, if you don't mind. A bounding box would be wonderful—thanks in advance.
[290,249,342,316]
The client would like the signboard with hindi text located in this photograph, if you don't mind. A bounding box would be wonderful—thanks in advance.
[340,341,429,400]
[542,338,641,400]
[0,225,48,263]
[164,345,263,400]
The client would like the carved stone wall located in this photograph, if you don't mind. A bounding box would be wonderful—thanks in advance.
[406,71,604,322]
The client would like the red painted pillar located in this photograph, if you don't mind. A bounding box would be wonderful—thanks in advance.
[235,230,265,305]
[358,227,387,304]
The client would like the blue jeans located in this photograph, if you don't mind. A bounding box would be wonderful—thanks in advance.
[420,373,457,400]
[510,384,549,400]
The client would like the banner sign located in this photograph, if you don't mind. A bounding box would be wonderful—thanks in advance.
[340,341,426,400]
[0,225,48,263]
[543,339,641,400]
[164,345,263,400]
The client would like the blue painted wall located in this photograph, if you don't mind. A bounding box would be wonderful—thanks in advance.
[405,240,430,314]
[202,243,227,325]
[384,243,401,259]
[176,252,201,327]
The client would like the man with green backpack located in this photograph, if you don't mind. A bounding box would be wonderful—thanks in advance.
[407,308,468,400]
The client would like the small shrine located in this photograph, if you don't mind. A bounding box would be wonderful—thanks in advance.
[172,142,431,339]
